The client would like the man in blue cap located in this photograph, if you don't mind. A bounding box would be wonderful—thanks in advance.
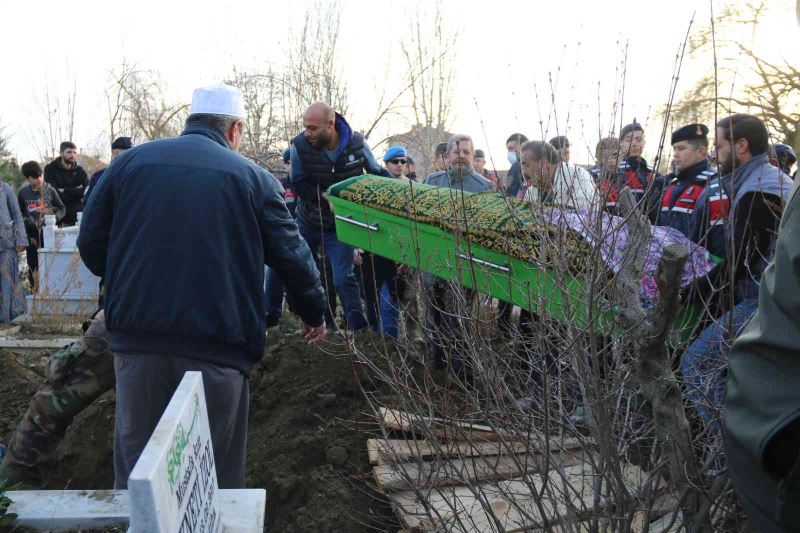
[657,124,716,238]
[356,145,411,338]
[382,145,409,179]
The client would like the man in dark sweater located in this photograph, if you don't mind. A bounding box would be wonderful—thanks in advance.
[681,114,792,434]
[18,161,66,288]
[79,84,327,490]
[44,141,88,226]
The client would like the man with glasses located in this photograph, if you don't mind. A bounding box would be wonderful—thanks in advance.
[356,146,412,338]
[383,146,410,179]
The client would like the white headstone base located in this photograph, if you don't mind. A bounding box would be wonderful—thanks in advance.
[6,488,266,532]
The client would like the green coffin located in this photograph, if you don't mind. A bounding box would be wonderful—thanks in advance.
[327,175,699,339]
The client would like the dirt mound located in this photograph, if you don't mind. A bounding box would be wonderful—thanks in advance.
[1,326,398,532]
[247,331,398,532]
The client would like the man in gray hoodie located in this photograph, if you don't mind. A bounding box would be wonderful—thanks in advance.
[18,161,66,288]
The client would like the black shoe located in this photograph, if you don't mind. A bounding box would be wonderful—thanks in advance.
[266,315,281,328]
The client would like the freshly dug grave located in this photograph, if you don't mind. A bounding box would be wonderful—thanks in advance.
[0,323,399,532]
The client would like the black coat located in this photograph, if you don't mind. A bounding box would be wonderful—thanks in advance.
[43,157,88,225]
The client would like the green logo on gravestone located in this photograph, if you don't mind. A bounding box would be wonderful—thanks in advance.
[166,394,200,489]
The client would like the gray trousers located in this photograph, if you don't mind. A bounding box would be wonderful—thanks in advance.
[113,352,249,489]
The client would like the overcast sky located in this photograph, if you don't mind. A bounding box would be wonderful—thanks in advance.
[1,0,795,168]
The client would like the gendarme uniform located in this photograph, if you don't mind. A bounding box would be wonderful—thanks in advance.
[599,123,666,223]
[599,156,664,223]
[657,124,716,238]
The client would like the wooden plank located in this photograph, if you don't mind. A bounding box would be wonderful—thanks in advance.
[0,325,21,336]
[640,511,682,533]
[389,461,653,532]
[373,449,594,491]
[367,439,385,465]
[380,407,522,441]
[367,437,585,465]
[0,338,76,350]
[630,493,681,532]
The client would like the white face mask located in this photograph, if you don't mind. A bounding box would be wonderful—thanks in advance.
[507,151,518,165]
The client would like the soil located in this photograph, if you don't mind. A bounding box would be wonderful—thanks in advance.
[0,319,401,532]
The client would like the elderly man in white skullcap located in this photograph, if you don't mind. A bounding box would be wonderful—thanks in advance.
[79,84,327,489]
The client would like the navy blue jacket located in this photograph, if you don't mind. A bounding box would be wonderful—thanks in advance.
[656,160,715,238]
[83,168,105,206]
[78,124,326,376]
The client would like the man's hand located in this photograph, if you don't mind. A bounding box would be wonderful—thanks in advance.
[302,322,327,344]
[321,192,334,212]
[353,248,364,266]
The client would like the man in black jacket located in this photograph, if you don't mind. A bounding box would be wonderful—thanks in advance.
[290,102,389,331]
[83,136,133,205]
[78,84,327,490]
[44,141,88,226]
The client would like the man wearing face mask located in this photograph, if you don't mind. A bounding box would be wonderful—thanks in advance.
[78,84,327,489]
[504,132,528,197]
[599,122,665,223]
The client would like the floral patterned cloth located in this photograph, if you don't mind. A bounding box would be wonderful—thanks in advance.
[542,208,714,301]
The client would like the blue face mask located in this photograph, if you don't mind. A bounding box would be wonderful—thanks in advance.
[507,152,518,165]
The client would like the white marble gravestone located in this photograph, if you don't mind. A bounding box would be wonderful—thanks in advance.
[25,213,101,316]
[7,370,265,532]
[128,371,221,533]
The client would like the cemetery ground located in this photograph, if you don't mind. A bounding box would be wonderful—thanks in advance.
[0,317,402,532]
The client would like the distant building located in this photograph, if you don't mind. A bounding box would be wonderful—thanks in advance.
[76,153,107,176]
[384,124,454,178]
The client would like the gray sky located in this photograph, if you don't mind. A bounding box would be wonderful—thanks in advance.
[1,0,795,168]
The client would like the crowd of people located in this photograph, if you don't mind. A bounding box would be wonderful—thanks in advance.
[0,83,798,531]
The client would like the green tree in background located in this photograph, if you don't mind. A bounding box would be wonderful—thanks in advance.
[0,125,24,190]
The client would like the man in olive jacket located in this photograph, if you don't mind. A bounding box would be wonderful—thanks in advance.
[725,176,800,532]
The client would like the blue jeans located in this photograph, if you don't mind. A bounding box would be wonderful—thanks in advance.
[681,297,759,433]
[359,252,401,339]
[296,218,366,330]
[379,285,399,339]
[264,267,284,320]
